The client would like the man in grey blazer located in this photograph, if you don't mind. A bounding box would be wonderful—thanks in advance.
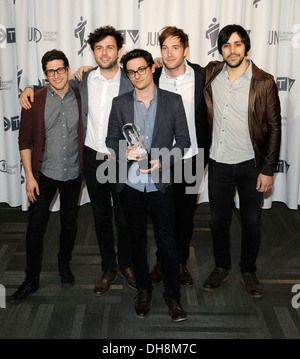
[19,26,136,296]
[106,49,190,322]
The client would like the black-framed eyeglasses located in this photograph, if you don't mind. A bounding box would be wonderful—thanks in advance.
[126,66,149,78]
[44,66,68,77]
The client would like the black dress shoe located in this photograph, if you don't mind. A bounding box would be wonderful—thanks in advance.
[59,267,75,287]
[179,264,193,286]
[167,299,187,322]
[150,263,163,284]
[242,272,263,298]
[135,290,152,318]
[203,267,229,291]
[11,281,39,301]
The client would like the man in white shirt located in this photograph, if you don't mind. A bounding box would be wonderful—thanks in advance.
[151,26,209,287]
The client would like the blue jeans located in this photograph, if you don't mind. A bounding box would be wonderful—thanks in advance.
[208,158,263,273]
[25,173,81,284]
[119,185,180,303]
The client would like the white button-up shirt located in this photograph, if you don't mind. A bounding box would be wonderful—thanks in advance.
[84,67,121,154]
[159,60,197,159]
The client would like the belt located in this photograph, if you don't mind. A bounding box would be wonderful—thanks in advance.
[84,146,110,160]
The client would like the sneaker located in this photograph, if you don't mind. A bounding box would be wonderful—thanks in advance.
[242,272,263,298]
[203,267,229,291]
[179,264,193,286]
[150,263,163,284]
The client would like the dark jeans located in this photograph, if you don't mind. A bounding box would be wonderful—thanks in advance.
[25,173,81,284]
[119,184,180,303]
[83,151,131,271]
[208,158,263,273]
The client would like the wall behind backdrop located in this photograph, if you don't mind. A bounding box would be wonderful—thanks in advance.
[0,0,300,211]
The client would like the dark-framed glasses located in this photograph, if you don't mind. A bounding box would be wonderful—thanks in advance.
[127,66,148,78]
[44,66,68,77]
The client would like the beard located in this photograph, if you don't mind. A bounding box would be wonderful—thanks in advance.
[224,54,245,68]
[98,58,118,70]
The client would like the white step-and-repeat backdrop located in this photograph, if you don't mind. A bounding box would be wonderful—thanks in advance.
[1,0,300,210]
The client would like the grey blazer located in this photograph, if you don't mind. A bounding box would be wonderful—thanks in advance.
[106,87,191,193]
[71,66,133,140]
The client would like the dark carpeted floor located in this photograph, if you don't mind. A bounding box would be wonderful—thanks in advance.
[0,201,300,340]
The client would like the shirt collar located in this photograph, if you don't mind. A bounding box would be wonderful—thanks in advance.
[92,66,121,82]
[222,58,252,80]
[133,84,158,103]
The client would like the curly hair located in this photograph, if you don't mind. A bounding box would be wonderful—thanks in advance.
[87,25,124,51]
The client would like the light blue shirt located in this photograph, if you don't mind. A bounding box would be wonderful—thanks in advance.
[210,59,255,164]
[127,86,158,192]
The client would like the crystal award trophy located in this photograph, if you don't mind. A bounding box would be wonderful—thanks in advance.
[122,123,151,170]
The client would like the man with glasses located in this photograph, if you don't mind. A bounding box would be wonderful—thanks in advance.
[12,49,83,301]
[19,26,136,297]
[106,49,190,322]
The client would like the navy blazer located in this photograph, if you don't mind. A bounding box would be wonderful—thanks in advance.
[106,87,191,193]
[153,61,209,166]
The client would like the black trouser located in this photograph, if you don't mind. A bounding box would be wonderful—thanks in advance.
[120,185,180,303]
[83,150,132,271]
[208,158,263,273]
[25,173,81,284]
[155,156,199,265]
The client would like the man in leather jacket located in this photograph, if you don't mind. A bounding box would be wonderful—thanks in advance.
[202,24,281,298]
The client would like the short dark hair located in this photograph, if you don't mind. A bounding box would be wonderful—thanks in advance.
[87,25,124,51]
[120,49,154,75]
[41,49,69,72]
[158,26,189,49]
[218,24,251,56]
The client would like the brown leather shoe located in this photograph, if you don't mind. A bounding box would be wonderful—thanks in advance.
[179,264,193,286]
[135,290,152,318]
[94,270,117,296]
[167,299,187,322]
[119,267,136,289]
[242,272,263,298]
[203,267,229,291]
[150,263,163,284]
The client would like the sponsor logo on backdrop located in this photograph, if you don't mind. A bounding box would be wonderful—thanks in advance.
[28,27,42,42]
[120,30,139,45]
[253,0,262,8]
[277,77,295,92]
[292,24,300,48]
[276,160,290,174]
[0,158,19,176]
[0,25,16,48]
[268,30,293,45]
[0,75,13,91]
[146,32,159,46]
[75,17,88,56]
[4,115,19,132]
[0,160,6,173]
[206,18,220,57]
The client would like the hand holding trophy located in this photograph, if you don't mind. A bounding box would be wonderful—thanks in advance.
[122,123,151,170]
